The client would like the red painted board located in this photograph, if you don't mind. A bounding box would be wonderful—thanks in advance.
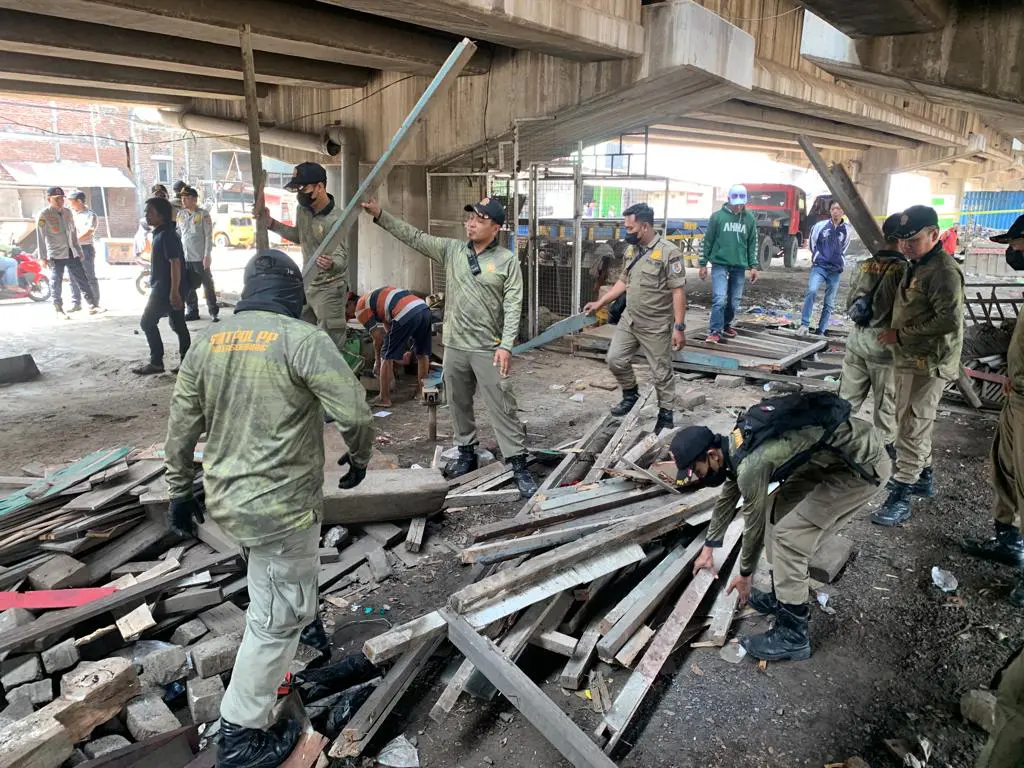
[0,587,117,610]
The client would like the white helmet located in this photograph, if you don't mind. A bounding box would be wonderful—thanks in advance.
[728,184,748,206]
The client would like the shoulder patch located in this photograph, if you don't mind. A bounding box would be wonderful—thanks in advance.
[670,261,683,275]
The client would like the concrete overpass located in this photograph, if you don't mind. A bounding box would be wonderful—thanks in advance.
[1,0,1021,290]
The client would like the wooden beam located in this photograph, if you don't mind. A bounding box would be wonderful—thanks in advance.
[240,24,269,252]
[84,520,170,584]
[405,518,426,552]
[613,625,654,668]
[583,387,654,483]
[697,553,742,647]
[445,488,521,507]
[459,515,631,565]
[560,616,602,690]
[362,611,446,665]
[531,630,578,658]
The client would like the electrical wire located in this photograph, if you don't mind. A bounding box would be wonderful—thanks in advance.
[721,5,803,22]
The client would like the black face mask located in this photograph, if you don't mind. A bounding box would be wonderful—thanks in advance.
[624,232,641,245]
[1006,246,1024,271]
[297,191,314,208]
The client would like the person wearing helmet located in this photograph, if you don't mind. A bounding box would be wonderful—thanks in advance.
[698,184,759,343]
[164,249,374,768]
[838,213,907,458]
[798,200,850,336]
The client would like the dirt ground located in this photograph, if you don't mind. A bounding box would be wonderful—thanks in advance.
[1,257,1020,768]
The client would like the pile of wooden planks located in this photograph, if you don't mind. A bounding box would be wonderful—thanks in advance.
[339,393,757,765]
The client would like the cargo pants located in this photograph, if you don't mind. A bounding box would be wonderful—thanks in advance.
[977,645,1024,768]
[893,372,946,484]
[219,523,319,729]
[839,349,897,446]
[606,314,676,411]
[766,457,890,605]
[303,282,349,354]
[990,392,1024,531]
[443,347,527,460]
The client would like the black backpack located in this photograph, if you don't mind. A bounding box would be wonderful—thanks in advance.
[728,392,876,484]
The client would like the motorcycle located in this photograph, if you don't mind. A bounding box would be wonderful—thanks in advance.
[0,248,51,302]
[135,254,152,297]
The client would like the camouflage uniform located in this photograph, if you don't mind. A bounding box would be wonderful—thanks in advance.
[165,309,373,729]
[889,242,965,484]
[374,211,527,458]
[839,250,906,445]
[606,235,686,410]
[706,418,888,603]
[269,196,350,352]
[977,646,1024,768]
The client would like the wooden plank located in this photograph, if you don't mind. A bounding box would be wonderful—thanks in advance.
[61,462,165,512]
[405,517,427,553]
[583,387,654,484]
[698,554,743,647]
[614,625,655,668]
[322,469,448,523]
[560,616,603,690]
[529,413,615,507]
[530,630,578,658]
[87,461,131,487]
[359,523,404,547]
[617,456,680,495]
[0,477,35,488]
[445,488,521,507]
[239,23,269,252]
[0,587,116,611]
[446,460,504,490]
[116,602,156,640]
[73,725,199,767]
[808,533,854,584]
[442,610,619,768]
[449,493,716,614]
[538,479,637,512]
[362,611,446,665]
[460,515,631,565]
[28,555,90,590]
[83,520,170,584]
[155,587,223,617]
[317,536,381,590]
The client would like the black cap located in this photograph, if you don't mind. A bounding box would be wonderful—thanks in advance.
[284,162,327,191]
[991,214,1024,244]
[892,205,939,239]
[463,197,506,226]
[881,213,901,240]
[670,426,717,487]
[68,190,86,202]
[246,249,302,282]
[45,186,65,197]
[172,180,186,193]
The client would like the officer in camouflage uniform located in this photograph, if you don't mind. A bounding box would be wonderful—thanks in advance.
[256,162,350,353]
[976,645,1024,768]
[873,205,965,526]
[672,413,889,662]
[164,250,373,768]
[963,215,1024,605]
[839,213,907,455]
[583,203,688,434]
[360,196,538,498]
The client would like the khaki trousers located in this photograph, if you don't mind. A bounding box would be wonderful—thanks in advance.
[990,393,1024,530]
[893,372,946,484]
[219,523,320,729]
[303,282,349,353]
[444,347,526,459]
[606,318,675,411]
[977,646,1024,768]
[839,350,897,446]
[767,457,890,605]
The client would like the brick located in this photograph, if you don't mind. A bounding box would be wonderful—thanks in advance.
[714,374,745,388]
[189,634,241,678]
[1,654,42,690]
[676,389,706,410]
[139,644,188,687]
[170,618,208,646]
[187,674,225,724]
[83,734,131,759]
[41,638,80,675]
[124,694,182,741]
[6,678,54,707]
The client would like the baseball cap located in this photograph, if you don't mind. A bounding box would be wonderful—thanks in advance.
[881,213,902,240]
[46,186,65,197]
[990,214,1024,244]
[891,205,939,239]
[68,190,86,202]
[670,426,717,487]
[463,197,505,226]
[284,162,327,191]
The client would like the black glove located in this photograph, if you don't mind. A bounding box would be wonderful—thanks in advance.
[168,495,205,537]
[337,454,367,490]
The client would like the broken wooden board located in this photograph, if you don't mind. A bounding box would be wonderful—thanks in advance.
[363,612,446,665]
[83,520,170,584]
[614,625,655,668]
[531,630,578,658]
[459,515,632,565]
[560,616,602,690]
[317,536,382,590]
[27,555,90,591]
[446,460,504,491]
[116,602,157,641]
[583,387,655,484]
[322,469,448,523]
[61,461,165,513]
[405,517,426,553]
[697,554,743,647]
[445,488,521,507]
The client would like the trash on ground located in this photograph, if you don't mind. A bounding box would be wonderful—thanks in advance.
[931,565,958,593]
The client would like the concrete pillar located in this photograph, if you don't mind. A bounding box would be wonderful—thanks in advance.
[936,177,966,220]
[853,148,897,217]
[357,165,431,294]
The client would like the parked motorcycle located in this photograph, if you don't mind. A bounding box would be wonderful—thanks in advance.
[0,248,51,302]
[135,253,152,297]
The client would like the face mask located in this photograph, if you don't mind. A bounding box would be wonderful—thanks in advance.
[624,232,641,245]
[297,191,314,208]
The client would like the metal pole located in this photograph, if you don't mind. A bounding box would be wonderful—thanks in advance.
[88,106,112,239]
[572,140,584,315]
[662,177,669,237]
[239,24,269,251]
[529,163,539,338]
[512,123,522,315]
[426,171,435,294]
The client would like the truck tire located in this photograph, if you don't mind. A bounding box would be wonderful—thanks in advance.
[758,234,775,270]
[783,235,798,268]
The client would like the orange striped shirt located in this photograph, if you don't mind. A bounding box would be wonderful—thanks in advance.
[354,287,425,329]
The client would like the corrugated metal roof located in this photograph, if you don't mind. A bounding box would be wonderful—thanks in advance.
[0,161,136,189]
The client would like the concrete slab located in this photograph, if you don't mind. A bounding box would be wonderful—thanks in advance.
[0,354,39,385]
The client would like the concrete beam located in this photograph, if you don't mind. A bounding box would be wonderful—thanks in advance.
[0,9,370,89]
[0,0,489,76]
[0,52,265,100]
[693,100,920,150]
[319,0,644,60]
[0,80,189,107]
[795,0,949,36]
[656,118,872,152]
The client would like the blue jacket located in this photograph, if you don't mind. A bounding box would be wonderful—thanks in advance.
[810,219,850,273]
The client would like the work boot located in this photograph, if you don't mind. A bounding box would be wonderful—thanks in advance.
[443,445,478,480]
[872,481,912,526]
[885,442,896,461]
[509,454,538,499]
[131,362,165,376]
[184,312,200,322]
[55,306,69,320]
[67,304,82,313]
[300,617,331,657]
[887,467,934,497]
[747,586,779,616]
[962,522,1024,567]
[654,409,674,434]
[741,602,811,662]
[216,718,301,768]
[610,387,639,417]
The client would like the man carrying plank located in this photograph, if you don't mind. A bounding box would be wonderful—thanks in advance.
[164,250,374,768]
[671,392,889,661]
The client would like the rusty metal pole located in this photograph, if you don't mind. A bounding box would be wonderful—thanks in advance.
[239,24,269,251]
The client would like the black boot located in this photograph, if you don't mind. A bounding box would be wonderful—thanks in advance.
[610,387,639,417]
[654,408,674,434]
[885,442,896,461]
[443,445,478,480]
[1011,577,1024,607]
[747,586,779,616]
[872,481,912,526]
[909,466,934,498]
[216,718,301,768]
[962,522,1024,567]
[300,616,331,657]
[509,454,538,499]
[741,602,811,661]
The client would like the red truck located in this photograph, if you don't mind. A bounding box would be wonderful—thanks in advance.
[742,183,836,269]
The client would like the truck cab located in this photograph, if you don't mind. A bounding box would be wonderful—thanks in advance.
[742,183,808,269]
